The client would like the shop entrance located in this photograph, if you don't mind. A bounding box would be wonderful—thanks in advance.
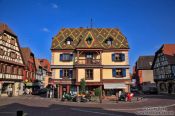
[1,82,14,96]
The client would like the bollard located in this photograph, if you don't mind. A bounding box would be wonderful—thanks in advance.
[17,110,23,116]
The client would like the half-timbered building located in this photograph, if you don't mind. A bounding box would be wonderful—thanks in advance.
[0,23,24,96]
[152,44,175,94]
[21,48,36,90]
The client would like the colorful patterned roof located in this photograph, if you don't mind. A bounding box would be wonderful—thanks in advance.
[51,28,129,49]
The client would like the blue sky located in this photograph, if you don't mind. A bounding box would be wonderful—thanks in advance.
[0,0,175,70]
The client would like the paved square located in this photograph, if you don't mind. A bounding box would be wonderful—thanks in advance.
[0,95,175,116]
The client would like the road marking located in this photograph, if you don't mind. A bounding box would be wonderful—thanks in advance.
[105,103,175,111]
[71,108,122,116]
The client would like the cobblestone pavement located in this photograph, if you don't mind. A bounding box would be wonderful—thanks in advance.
[0,94,174,116]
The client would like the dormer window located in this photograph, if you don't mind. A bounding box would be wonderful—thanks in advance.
[86,37,92,45]
[105,37,113,46]
[65,37,73,45]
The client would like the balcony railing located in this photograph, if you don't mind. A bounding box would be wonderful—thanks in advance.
[75,59,101,65]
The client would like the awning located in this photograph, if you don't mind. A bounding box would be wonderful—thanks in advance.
[104,83,127,89]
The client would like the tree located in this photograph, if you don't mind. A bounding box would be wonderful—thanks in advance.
[80,78,86,94]
[94,88,101,96]
[95,87,102,103]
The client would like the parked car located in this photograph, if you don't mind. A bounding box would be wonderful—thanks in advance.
[149,87,158,94]
[38,88,48,94]
[142,87,158,94]
[32,88,48,95]
[131,87,139,93]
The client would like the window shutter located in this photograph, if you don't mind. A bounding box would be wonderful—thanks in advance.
[69,70,73,78]
[112,53,115,61]
[122,69,126,77]
[70,54,73,61]
[120,53,125,61]
[60,70,63,78]
[112,68,116,77]
[60,54,63,61]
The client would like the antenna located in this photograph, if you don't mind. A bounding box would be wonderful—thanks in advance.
[90,18,93,28]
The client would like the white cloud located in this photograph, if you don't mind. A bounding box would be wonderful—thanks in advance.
[42,27,49,32]
[51,3,58,9]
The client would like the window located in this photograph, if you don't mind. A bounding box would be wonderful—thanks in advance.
[112,68,126,77]
[18,68,23,76]
[60,69,73,78]
[105,37,113,46]
[86,53,93,58]
[65,37,73,45]
[2,34,8,42]
[0,49,4,56]
[116,69,122,76]
[60,54,73,61]
[86,37,92,45]
[6,65,12,74]
[0,64,2,73]
[10,38,15,45]
[149,62,152,66]
[10,52,17,59]
[112,53,125,61]
[85,69,93,80]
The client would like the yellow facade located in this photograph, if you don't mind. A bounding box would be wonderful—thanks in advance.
[103,69,130,79]
[77,68,100,82]
[52,52,74,65]
[102,51,129,65]
[52,51,130,81]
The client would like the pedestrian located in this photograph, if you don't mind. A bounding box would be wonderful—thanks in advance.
[46,89,49,98]
[8,86,12,97]
[50,89,53,98]
[119,90,122,98]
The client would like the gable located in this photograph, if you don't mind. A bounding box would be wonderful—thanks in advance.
[0,32,24,65]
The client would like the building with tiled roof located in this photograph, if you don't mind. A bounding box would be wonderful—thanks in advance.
[51,28,129,50]
[51,27,131,99]
[35,58,51,87]
[152,44,175,94]
[133,56,155,90]
[21,47,36,83]
[0,23,25,96]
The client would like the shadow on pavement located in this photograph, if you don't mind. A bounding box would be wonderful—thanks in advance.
[136,94,175,100]
[0,103,137,116]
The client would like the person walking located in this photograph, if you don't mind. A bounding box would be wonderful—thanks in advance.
[50,89,53,98]
[8,86,12,97]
